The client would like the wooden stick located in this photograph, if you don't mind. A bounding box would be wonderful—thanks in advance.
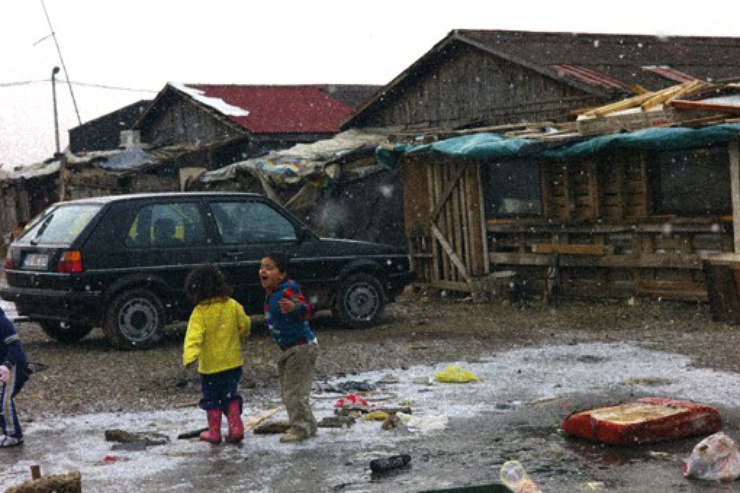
[244,407,281,431]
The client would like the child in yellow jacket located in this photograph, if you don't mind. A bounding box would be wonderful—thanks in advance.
[183,264,250,444]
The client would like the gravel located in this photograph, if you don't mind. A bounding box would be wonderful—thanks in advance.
[13,289,740,422]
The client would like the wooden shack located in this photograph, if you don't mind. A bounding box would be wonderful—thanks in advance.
[395,124,740,303]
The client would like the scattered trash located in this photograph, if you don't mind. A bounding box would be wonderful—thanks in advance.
[333,394,370,408]
[579,481,606,490]
[500,460,541,493]
[684,431,740,482]
[562,397,722,445]
[111,440,148,451]
[369,454,411,473]
[317,416,355,428]
[648,451,672,460]
[317,380,376,393]
[253,421,291,434]
[177,427,209,439]
[363,410,390,421]
[434,365,481,383]
[381,413,401,430]
[412,376,434,386]
[104,429,170,447]
[396,412,449,434]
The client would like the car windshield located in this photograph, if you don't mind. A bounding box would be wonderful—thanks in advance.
[24,203,102,245]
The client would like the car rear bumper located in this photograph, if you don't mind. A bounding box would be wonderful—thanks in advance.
[0,285,103,324]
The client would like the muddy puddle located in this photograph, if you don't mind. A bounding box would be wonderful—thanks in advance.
[3,341,740,491]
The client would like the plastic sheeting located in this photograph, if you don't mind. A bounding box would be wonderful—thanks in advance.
[376,124,740,167]
[199,128,392,187]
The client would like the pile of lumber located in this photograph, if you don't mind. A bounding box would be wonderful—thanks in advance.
[576,80,710,118]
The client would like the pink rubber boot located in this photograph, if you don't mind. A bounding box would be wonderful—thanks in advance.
[224,400,244,443]
[200,409,223,444]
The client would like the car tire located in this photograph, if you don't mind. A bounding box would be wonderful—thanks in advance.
[333,273,386,328]
[104,288,165,350]
[39,321,94,343]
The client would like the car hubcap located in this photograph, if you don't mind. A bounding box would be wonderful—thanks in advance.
[118,298,159,342]
[344,282,379,321]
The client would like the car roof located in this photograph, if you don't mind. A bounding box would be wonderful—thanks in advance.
[56,192,266,206]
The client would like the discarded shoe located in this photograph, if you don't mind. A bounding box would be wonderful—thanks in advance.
[0,436,23,448]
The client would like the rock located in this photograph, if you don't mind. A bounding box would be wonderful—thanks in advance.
[104,429,170,446]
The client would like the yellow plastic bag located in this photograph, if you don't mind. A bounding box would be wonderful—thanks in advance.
[434,365,481,383]
[363,410,390,421]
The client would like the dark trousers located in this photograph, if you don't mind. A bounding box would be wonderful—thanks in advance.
[199,367,243,413]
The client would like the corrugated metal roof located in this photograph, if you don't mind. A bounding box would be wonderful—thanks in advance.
[549,64,629,90]
[642,66,698,83]
[459,30,740,91]
[187,85,355,133]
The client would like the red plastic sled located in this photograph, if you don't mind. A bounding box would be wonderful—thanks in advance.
[562,397,722,446]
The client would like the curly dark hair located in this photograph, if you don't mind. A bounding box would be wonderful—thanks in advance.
[185,263,232,305]
[265,251,291,274]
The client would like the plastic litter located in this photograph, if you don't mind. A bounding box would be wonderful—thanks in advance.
[684,432,740,482]
[370,454,411,473]
[434,365,481,383]
[500,460,541,493]
[333,394,370,408]
[363,410,390,421]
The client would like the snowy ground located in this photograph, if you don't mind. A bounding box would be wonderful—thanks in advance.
[2,341,739,492]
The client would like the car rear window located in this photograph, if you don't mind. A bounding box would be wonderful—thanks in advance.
[24,204,103,245]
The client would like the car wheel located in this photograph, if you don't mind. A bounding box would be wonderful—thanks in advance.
[333,273,386,328]
[104,288,165,350]
[39,321,94,343]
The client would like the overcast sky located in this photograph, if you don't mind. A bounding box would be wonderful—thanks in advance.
[1,0,739,168]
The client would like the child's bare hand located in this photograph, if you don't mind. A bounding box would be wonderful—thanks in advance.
[0,365,9,383]
[279,299,296,314]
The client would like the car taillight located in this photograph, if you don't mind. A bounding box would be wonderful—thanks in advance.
[3,250,14,269]
[58,250,83,273]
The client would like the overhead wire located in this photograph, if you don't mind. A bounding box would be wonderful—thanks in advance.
[0,79,158,93]
[41,0,81,125]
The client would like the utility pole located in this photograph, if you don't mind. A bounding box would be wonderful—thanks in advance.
[51,66,61,155]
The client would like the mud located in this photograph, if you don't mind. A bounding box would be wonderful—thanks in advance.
[2,282,740,491]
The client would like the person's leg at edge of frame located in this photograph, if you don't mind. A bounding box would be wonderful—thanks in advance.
[1,366,24,448]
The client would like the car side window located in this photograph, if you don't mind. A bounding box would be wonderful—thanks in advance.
[210,200,297,244]
[125,202,207,248]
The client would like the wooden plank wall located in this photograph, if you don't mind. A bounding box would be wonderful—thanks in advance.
[486,145,738,302]
[403,156,487,292]
[360,45,606,129]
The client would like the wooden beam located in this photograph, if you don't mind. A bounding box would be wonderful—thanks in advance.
[531,243,610,255]
[431,224,473,284]
[731,140,740,252]
[429,161,471,224]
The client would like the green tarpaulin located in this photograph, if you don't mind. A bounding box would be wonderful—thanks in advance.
[376,124,740,167]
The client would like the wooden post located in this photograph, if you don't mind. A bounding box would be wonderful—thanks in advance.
[30,465,41,480]
[730,140,740,253]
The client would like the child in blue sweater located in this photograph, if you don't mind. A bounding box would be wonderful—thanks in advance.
[259,252,318,443]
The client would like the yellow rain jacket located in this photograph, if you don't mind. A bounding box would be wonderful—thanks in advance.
[183,297,250,374]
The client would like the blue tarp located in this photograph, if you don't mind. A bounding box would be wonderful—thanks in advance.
[376,124,740,167]
[96,146,152,170]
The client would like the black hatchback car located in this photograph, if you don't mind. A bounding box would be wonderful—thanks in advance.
[1,192,413,349]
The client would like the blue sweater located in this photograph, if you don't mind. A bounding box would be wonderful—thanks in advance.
[0,307,27,368]
[263,279,316,349]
